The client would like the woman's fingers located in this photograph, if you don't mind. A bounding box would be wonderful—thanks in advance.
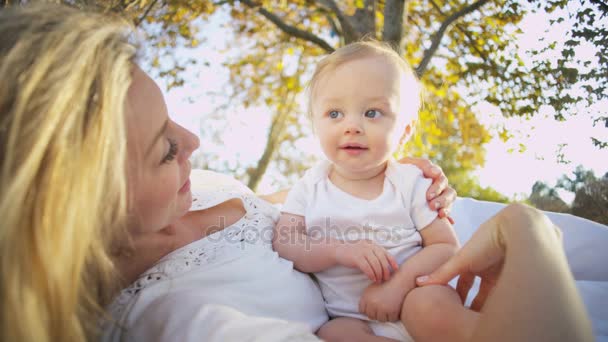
[428,174,448,202]
[456,272,475,304]
[397,157,433,175]
[470,281,491,311]
[416,249,465,286]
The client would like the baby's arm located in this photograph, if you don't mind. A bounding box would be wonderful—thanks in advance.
[359,217,459,321]
[396,217,460,285]
[273,213,397,280]
[272,213,339,273]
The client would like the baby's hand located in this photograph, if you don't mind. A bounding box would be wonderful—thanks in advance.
[334,240,398,283]
[359,281,404,322]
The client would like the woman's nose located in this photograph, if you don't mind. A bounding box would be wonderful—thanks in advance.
[178,125,200,162]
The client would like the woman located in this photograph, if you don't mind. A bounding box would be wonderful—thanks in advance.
[0,4,593,342]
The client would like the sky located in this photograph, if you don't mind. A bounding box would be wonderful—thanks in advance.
[157,5,608,200]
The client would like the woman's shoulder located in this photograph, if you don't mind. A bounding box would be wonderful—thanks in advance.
[191,169,253,194]
[189,169,254,211]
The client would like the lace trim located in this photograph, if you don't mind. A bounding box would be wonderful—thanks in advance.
[107,190,279,321]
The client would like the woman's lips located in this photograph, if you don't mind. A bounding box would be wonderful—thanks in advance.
[179,179,191,193]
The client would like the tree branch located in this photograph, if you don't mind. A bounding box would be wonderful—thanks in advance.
[428,0,501,74]
[240,0,334,52]
[416,0,490,77]
[315,7,343,40]
[134,0,159,27]
[316,0,360,43]
[382,0,405,50]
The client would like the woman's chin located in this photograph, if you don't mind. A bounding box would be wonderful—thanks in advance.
[179,190,193,214]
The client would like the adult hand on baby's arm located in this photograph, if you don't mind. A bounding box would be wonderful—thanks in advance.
[398,157,456,223]
[359,281,404,322]
[335,240,399,283]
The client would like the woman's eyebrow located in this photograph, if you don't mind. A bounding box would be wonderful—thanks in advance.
[145,119,168,157]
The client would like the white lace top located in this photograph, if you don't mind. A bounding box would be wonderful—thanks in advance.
[102,170,328,342]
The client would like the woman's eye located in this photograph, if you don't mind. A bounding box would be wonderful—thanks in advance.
[328,110,343,119]
[364,109,382,118]
[162,138,179,164]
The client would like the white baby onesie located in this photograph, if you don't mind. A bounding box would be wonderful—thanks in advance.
[281,159,437,341]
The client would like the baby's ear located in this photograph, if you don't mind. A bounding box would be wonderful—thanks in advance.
[399,120,416,145]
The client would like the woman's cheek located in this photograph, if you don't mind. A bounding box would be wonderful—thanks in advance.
[135,171,180,231]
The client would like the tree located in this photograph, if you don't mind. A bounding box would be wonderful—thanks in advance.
[528,0,608,149]
[571,177,608,225]
[528,181,570,213]
[556,164,596,193]
[528,166,608,225]
[20,0,604,195]
[556,166,608,224]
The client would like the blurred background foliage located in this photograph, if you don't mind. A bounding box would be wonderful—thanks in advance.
[5,0,605,223]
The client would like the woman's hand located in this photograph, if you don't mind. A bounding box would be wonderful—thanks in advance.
[359,281,404,322]
[334,240,399,283]
[398,157,456,222]
[415,203,562,311]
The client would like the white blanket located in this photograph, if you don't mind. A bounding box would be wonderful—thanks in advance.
[191,170,608,340]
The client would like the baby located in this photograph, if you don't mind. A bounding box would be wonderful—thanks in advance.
[273,41,476,341]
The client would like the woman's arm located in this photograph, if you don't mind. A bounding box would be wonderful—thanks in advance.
[417,204,594,341]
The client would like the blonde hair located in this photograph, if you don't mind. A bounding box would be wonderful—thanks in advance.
[0,4,135,341]
[307,40,421,120]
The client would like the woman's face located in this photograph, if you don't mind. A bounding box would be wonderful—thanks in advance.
[126,67,200,234]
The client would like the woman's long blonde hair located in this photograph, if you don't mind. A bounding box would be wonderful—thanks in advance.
[0,4,135,341]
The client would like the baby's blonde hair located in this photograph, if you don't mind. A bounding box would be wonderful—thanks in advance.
[307,40,421,122]
[0,4,135,341]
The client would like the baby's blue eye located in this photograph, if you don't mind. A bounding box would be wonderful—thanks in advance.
[329,110,343,119]
[364,109,382,118]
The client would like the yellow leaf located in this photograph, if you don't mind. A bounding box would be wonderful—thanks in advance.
[355,0,364,8]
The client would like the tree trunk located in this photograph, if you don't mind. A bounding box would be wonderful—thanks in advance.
[345,0,376,43]
[382,0,406,51]
[246,94,294,191]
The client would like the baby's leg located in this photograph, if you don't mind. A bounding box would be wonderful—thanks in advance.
[317,317,399,342]
[401,285,479,342]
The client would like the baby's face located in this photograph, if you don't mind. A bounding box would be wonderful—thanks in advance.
[311,56,412,175]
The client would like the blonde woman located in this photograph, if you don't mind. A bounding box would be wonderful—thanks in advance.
[0,4,593,342]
